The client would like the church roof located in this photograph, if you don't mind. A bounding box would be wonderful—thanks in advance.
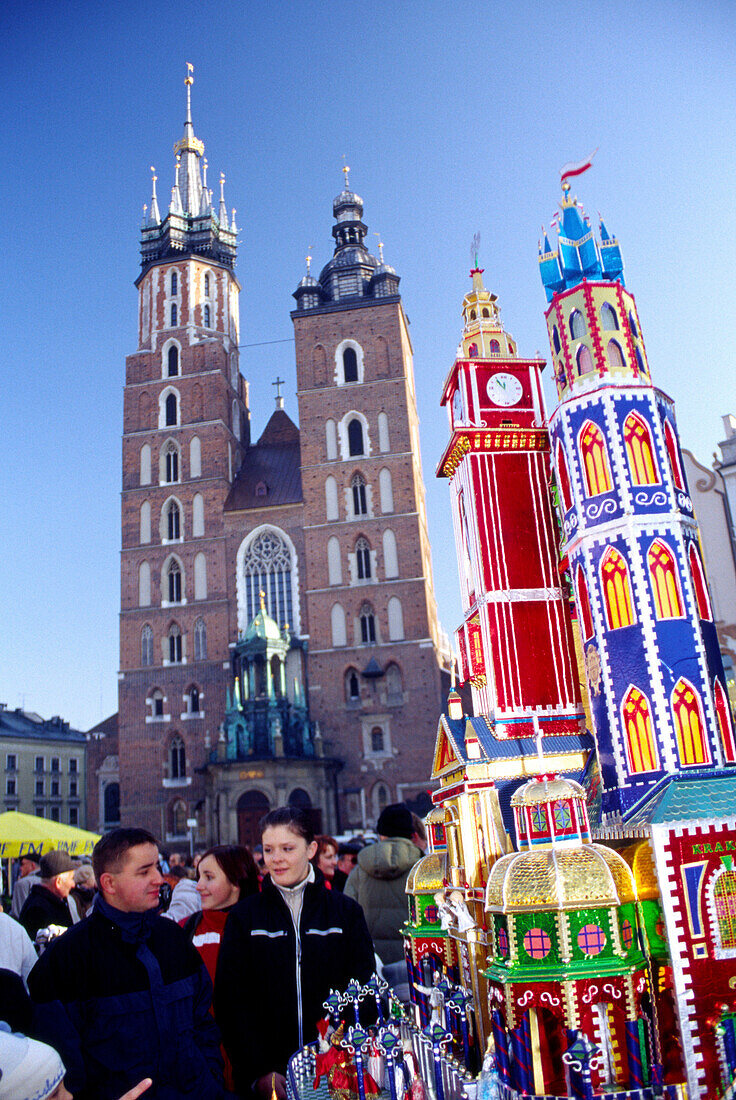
[225,410,302,511]
[623,771,736,826]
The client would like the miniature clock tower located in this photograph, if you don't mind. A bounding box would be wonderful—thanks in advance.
[438,267,584,739]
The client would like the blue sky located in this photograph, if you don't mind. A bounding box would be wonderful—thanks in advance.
[3,0,735,730]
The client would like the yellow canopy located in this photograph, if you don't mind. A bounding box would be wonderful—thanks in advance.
[0,811,100,858]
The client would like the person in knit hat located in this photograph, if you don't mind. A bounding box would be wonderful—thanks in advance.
[0,1025,66,1100]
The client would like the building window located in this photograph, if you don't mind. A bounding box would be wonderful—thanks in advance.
[648,540,684,619]
[187,686,200,714]
[606,339,626,370]
[347,418,365,457]
[552,326,561,353]
[371,727,384,753]
[103,783,120,825]
[69,758,78,774]
[664,419,685,490]
[194,618,207,660]
[356,537,372,580]
[6,754,17,771]
[167,346,179,377]
[167,501,181,541]
[171,271,178,295]
[165,392,177,427]
[601,547,635,629]
[35,779,44,796]
[69,806,79,826]
[151,690,164,718]
[576,344,594,376]
[576,565,594,641]
[171,799,187,837]
[51,778,60,797]
[689,544,712,621]
[489,339,500,355]
[579,420,612,497]
[672,678,710,766]
[242,529,295,629]
[69,779,78,798]
[51,757,60,773]
[345,669,360,702]
[577,924,606,956]
[556,442,572,511]
[351,474,367,516]
[171,303,177,326]
[168,560,182,603]
[35,807,44,818]
[35,756,44,773]
[523,928,552,960]
[569,309,586,339]
[141,624,154,666]
[624,412,659,485]
[169,625,183,664]
[6,777,16,796]
[360,603,376,645]
[170,736,186,779]
[165,442,179,483]
[204,304,211,328]
[343,347,358,383]
[622,686,659,772]
[204,272,210,297]
[600,303,619,330]
[50,806,60,822]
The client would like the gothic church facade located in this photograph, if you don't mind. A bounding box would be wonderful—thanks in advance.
[117,79,449,846]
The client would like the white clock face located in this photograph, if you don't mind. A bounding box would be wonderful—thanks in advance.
[487,372,523,406]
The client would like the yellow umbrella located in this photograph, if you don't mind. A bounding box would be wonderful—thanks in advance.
[0,811,100,858]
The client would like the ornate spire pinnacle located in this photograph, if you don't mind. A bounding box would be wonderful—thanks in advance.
[306,246,312,275]
[218,172,229,229]
[185,62,194,124]
[374,233,384,263]
[149,166,160,224]
[341,156,350,191]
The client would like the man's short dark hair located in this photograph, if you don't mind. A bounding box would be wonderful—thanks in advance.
[92,827,157,880]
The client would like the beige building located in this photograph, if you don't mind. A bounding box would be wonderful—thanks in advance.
[1,704,86,826]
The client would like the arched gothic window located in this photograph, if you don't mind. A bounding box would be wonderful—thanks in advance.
[606,339,626,370]
[601,547,635,629]
[151,689,164,718]
[468,344,478,358]
[388,596,404,640]
[576,344,594,376]
[345,669,360,703]
[624,413,659,485]
[689,544,712,621]
[171,303,177,327]
[672,678,710,766]
[167,501,181,541]
[648,540,684,619]
[242,529,295,628]
[385,663,403,703]
[622,687,658,773]
[168,560,182,603]
[580,421,612,496]
[664,420,685,490]
[371,727,385,753]
[569,309,586,339]
[331,604,347,647]
[171,271,178,295]
[168,624,183,664]
[352,473,367,516]
[187,686,200,714]
[204,272,210,297]
[165,442,179,483]
[171,799,187,836]
[715,678,736,762]
[343,347,358,383]
[576,565,594,641]
[141,624,154,667]
[165,392,178,427]
[356,537,371,580]
[556,442,572,511]
[203,305,211,328]
[348,418,365,457]
[193,618,207,660]
[360,603,376,645]
[714,871,736,950]
[600,303,619,330]
[490,339,500,355]
[552,326,561,354]
[169,736,186,779]
[168,346,179,377]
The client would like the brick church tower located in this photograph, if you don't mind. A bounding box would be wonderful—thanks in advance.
[118,72,247,837]
[291,169,450,827]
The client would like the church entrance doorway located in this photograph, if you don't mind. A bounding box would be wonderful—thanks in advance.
[237,789,270,849]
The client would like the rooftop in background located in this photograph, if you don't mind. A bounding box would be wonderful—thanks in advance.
[0,703,86,743]
[225,409,302,511]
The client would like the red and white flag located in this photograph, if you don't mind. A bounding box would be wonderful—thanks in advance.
[560,148,598,185]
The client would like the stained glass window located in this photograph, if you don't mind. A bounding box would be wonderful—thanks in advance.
[601,548,635,629]
[577,924,606,956]
[664,420,685,490]
[621,919,634,950]
[689,544,712,621]
[523,928,551,960]
[580,421,612,496]
[624,413,659,486]
[553,802,572,829]
[672,678,710,766]
[498,926,509,957]
[623,687,658,773]
[648,540,684,619]
[242,529,295,629]
[715,678,736,763]
[531,806,547,831]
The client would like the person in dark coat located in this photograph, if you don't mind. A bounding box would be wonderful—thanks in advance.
[215,807,375,1100]
[28,827,227,1100]
[18,850,75,941]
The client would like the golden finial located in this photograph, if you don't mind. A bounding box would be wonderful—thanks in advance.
[259,589,266,612]
[185,61,194,87]
[306,246,313,274]
[271,1075,277,1100]
[341,155,350,190]
[374,232,384,263]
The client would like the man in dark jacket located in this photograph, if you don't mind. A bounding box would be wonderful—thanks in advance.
[28,826,227,1100]
[19,849,75,940]
[344,803,423,965]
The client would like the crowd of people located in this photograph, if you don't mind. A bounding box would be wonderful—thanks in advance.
[0,803,428,1100]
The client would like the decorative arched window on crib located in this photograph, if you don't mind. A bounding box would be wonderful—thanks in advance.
[576,345,594,376]
[624,412,659,485]
[606,339,626,371]
[170,799,187,837]
[569,309,586,339]
[552,326,561,354]
[622,686,658,773]
[664,419,685,490]
[489,339,500,355]
[689,544,713,621]
[672,678,710,766]
[648,540,684,619]
[579,421,612,497]
[240,528,296,629]
[165,392,178,427]
[600,547,635,630]
[600,303,619,330]
[575,565,594,641]
[714,677,736,762]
